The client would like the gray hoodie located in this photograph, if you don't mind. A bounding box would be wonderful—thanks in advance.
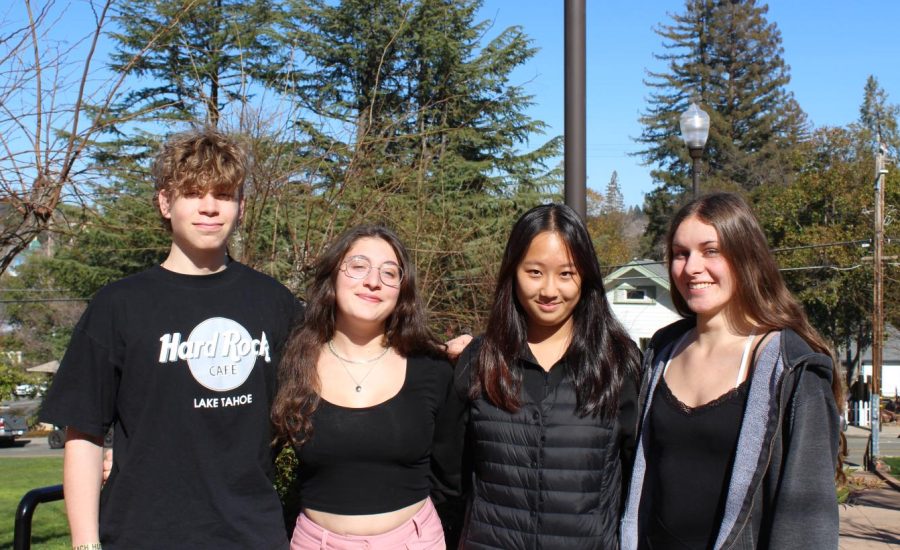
[621,318,840,550]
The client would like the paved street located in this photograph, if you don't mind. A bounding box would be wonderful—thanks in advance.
[0,436,60,458]
[846,424,900,468]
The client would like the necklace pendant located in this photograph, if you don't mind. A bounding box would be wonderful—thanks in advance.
[355,385,362,392]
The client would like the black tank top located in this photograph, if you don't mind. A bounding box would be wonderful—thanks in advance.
[639,375,750,550]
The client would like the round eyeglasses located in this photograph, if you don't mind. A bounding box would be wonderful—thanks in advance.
[340,255,404,288]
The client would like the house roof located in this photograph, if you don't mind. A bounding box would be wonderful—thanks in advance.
[861,325,900,363]
[604,260,669,290]
[27,360,59,373]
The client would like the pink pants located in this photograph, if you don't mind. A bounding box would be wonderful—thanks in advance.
[290,498,445,550]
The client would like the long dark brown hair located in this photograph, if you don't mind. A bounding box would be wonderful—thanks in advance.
[666,192,845,476]
[471,204,640,419]
[271,225,443,446]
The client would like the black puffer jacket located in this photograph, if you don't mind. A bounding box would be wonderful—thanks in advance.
[455,337,638,550]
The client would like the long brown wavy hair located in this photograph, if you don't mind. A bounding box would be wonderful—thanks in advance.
[666,192,846,477]
[271,225,444,446]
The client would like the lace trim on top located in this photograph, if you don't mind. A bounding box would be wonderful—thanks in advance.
[658,375,750,415]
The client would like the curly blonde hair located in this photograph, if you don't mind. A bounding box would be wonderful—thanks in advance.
[151,128,248,230]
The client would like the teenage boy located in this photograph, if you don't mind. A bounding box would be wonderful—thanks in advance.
[40,128,300,549]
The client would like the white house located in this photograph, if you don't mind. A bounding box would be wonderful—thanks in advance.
[860,324,900,397]
[604,260,683,350]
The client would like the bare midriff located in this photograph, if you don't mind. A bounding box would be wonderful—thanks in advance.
[303,498,427,536]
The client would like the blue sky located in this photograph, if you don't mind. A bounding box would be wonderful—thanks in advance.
[7,1,898,208]
[477,1,900,206]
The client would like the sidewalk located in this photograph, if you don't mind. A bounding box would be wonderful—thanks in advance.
[840,424,900,549]
[840,481,900,549]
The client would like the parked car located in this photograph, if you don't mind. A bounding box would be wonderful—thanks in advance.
[47,426,114,449]
[0,412,27,443]
[12,382,47,398]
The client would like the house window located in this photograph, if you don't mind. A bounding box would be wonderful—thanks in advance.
[614,285,656,304]
[626,289,647,301]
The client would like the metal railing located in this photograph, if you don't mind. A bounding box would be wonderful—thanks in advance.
[14,484,64,550]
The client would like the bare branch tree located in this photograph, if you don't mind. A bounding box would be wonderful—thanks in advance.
[0,0,202,276]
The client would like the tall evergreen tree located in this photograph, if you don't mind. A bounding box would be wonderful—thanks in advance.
[859,75,900,158]
[107,0,281,127]
[602,171,624,214]
[264,0,561,331]
[637,0,807,255]
[268,0,558,195]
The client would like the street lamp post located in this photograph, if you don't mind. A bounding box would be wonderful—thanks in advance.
[679,103,710,198]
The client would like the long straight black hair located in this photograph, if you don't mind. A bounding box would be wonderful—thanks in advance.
[471,204,640,419]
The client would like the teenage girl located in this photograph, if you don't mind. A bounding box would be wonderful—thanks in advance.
[620,192,843,549]
[452,203,641,549]
[271,225,461,549]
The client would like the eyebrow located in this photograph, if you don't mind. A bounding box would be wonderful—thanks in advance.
[672,240,718,248]
[348,255,400,266]
[520,260,577,268]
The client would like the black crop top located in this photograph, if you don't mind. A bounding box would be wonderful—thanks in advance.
[294,354,461,515]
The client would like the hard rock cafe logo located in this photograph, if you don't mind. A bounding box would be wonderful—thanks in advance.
[157,317,270,392]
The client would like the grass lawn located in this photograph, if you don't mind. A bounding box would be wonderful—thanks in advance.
[0,457,69,549]
[884,456,900,477]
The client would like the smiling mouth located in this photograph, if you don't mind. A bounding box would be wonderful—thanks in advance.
[537,302,560,311]
[194,223,223,230]
[688,282,714,289]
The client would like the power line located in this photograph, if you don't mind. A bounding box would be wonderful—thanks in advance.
[772,239,870,253]
[0,298,88,304]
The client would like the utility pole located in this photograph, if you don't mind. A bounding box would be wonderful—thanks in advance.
[871,138,887,466]
[564,0,586,220]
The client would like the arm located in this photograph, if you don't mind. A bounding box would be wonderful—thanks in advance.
[444,334,473,361]
[765,365,840,549]
[430,368,469,504]
[617,372,640,495]
[64,427,105,546]
[431,347,475,547]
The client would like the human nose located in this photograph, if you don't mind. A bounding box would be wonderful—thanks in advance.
[684,251,703,274]
[363,265,382,288]
[198,192,219,215]
[538,276,558,297]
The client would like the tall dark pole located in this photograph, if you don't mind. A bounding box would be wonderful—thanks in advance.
[689,147,703,198]
[871,140,887,467]
[564,0,586,219]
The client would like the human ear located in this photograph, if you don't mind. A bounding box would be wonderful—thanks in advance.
[158,191,173,219]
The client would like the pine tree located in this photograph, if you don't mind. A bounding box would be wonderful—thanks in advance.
[263,0,562,331]
[602,171,624,214]
[859,75,900,157]
[107,0,281,127]
[637,0,807,255]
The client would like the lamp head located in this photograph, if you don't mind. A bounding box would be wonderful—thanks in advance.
[680,102,710,149]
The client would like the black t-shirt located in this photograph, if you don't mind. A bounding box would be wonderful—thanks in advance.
[40,262,301,550]
[294,354,460,515]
